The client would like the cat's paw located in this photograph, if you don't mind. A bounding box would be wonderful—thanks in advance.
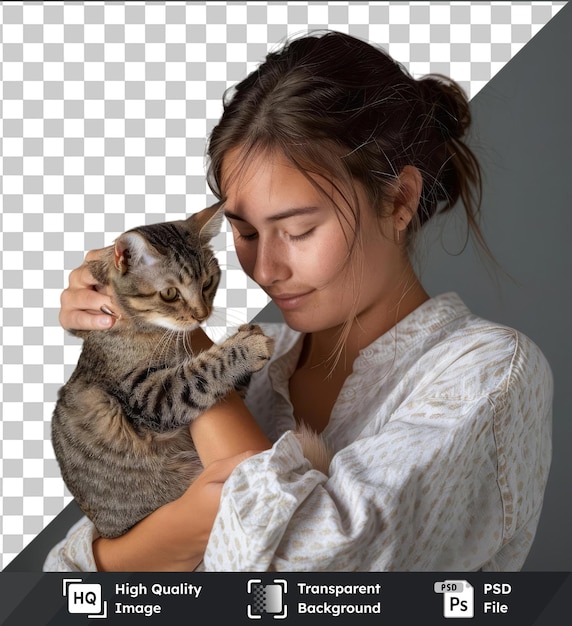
[230,324,274,371]
[237,323,265,336]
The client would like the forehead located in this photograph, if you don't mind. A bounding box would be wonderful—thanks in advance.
[222,147,294,187]
[221,147,333,209]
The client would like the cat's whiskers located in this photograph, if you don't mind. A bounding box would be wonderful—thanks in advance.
[182,330,196,359]
[147,327,178,370]
[206,308,256,334]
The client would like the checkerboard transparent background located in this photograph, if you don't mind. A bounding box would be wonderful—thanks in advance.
[0,1,565,570]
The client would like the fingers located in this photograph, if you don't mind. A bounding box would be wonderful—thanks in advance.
[171,450,262,557]
[179,450,260,514]
[200,450,261,483]
[70,247,110,289]
[84,247,110,264]
[59,299,116,331]
[59,248,118,331]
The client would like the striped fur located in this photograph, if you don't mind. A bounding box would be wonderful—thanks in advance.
[51,206,275,538]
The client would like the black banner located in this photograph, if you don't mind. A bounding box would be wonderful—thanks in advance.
[0,572,570,625]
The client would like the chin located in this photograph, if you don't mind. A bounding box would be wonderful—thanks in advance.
[280,312,330,335]
[150,318,200,332]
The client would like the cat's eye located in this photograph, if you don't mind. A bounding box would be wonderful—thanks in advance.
[203,276,214,291]
[159,287,179,302]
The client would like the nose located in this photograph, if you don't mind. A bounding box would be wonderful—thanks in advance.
[193,310,208,323]
[252,237,291,287]
[191,295,210,323]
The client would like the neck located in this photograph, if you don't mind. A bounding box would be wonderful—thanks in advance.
[298,278,429,375]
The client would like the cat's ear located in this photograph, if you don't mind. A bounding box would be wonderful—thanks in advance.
[189,203,223,242]
[114,232,159,274]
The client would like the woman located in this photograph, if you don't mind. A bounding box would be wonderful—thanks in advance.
[46,31,552,571]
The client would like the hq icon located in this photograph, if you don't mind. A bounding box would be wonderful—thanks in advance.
[62,579,108,619]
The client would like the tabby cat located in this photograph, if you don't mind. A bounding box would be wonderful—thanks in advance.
[52,205,282,538]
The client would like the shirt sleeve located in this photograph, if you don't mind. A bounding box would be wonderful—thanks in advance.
[203,333,552,571]
[203,402,500,571]
[43,517,99,572]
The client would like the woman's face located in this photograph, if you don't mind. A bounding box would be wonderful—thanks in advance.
[221,149,408,335]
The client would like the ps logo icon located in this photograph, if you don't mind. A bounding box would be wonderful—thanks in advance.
[434,580,474,618]
[63,579,108,619]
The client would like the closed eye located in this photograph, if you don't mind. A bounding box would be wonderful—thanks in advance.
[236,231,258,241]
[237,228,315,242]
[289,228,315,242]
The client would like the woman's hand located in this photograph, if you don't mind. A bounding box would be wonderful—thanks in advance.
[59,248,118,331]
[59,250,217,354]
[92,392,269,572]
[93,449,259,572]
[92,390,271,571]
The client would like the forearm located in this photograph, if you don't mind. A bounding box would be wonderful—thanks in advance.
[190,390,271,467]
[92,444,260,572]
[93,497,205,572]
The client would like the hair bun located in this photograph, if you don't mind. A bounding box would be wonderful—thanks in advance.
[417,75,471,141]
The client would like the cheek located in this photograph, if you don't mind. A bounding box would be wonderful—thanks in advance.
[312,255,342,288]
[310,233,352,286]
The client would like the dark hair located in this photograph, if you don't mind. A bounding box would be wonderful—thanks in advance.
[207,30,485,250]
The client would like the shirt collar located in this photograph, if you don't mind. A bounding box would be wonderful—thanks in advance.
[266,292,469,380]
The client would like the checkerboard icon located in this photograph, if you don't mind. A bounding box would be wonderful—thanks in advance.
[247,579,287,619]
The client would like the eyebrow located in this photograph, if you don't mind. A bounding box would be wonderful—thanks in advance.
[223,206,321,223]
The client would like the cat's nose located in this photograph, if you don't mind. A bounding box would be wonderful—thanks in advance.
[191,296,210,323]
[193,308,208,323]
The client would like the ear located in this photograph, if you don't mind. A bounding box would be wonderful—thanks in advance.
[188,203,224,242]
[391,165,423,236]
[114,232,160,274]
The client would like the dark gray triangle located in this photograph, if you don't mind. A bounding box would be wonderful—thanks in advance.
[410,3,572,573]
[254,2,572,574]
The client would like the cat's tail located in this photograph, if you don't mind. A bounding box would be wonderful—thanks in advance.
[295,423,333,476]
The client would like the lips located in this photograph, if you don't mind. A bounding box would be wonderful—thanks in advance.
[269,290,315,310]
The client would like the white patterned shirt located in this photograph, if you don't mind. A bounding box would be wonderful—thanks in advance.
[44,293,552,571]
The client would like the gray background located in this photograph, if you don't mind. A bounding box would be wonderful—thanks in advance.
[255,2,572,571]
[1,1,569,571]
[426,5,572,570]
